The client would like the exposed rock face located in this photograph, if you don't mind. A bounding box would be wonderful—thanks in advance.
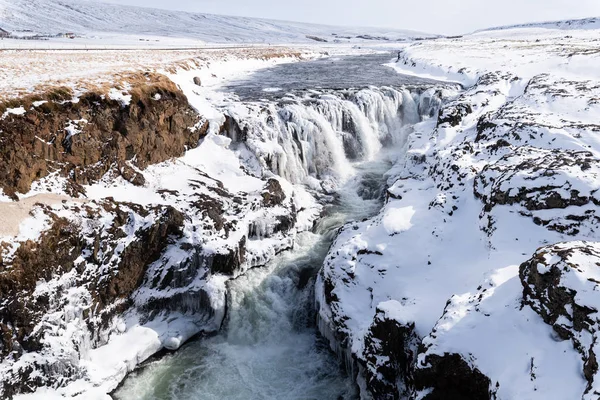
[437,102,472,127]
[0,217,83,357]
[211,236,247,275]
[474,147,600,235]
[414,353,494,400]
[93,203,185,310]
[261,178,286,207]
[363,302,419,400]
[520,242,600,396]
[0,200,184,398]
[220,114,248,142]
[0,73,207,198]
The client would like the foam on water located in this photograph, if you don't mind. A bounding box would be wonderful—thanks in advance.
[114,152,396,399]
[115,58,445,399]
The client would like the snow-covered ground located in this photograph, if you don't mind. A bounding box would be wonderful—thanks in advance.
[0,47,323,100]
[317,17,600,399]
[0,0,432,48]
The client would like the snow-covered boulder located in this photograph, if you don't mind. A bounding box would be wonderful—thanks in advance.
[521,241,600,396]
[474,147,600,235]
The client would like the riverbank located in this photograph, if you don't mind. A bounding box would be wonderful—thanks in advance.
[1,46,448,398]
[317,20,600,399]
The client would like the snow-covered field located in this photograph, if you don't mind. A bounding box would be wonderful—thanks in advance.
[0,0,431,48]
[317,17,600,399]
[0,47,323,100]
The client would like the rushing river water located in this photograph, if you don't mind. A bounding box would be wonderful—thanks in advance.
[115,52,434,400]
[114,156,391,400]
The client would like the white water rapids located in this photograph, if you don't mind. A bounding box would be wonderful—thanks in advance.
[115,56,445,400]
[115,156,394,399]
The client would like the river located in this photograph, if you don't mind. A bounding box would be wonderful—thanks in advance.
[114,51,437,400]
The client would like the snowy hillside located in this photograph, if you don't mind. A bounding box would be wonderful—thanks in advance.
[316,20,600,399]
[0,0,429,44]
[476,16,600,33]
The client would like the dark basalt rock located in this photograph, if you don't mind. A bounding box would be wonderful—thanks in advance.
[211,236,247,275]
[363,307,419,400]
[341,110,364,160]
[415,353,494,400]
[343,132,362,160]
[93,205,184,310]
[0,73,207,198]
[220,114,248,142]
[519,242,600,393]
[191,193,228,232]
[118,162,146,186]
[437,103,473,127]
[474,147,600,235]
[0,218,83,357]
[261,178,286,207]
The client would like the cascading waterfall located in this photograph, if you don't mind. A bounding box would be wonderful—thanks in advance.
[115,85,442,400]
[224,87,439,190]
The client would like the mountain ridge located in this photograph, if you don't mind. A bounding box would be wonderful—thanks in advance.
[0,0,433,43]
[475,16,600,33]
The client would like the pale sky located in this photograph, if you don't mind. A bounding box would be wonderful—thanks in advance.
[97,0,600,35]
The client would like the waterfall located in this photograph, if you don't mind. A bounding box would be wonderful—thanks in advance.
[115,83,444,400]
[222,87,438,191]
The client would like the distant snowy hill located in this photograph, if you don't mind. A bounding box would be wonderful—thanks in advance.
[0,0,430,44]
[476,16,600,33]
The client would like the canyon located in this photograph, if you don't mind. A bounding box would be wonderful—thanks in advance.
[0,12,599,400]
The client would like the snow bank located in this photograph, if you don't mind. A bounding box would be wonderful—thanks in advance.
[318,22,600,399]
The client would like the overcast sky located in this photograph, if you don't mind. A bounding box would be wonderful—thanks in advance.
[97,0,600,35]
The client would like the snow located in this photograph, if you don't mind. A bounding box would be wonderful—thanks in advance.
[476,16,600,33]
[0,0,431,48]
[392,25,600,85]
[0,194,81,238]
[2,106,26,119]
[418,266,587,399]
[182,134,264,193]
[0,47,325,102]
[316,20,600,399]
[381,205,415,234]
[107,88,132,107]
[64,119,88,137]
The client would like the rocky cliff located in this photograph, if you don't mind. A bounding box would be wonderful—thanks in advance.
[316,27,600,400]
[0,73,207,199]
[0,70,314,397]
